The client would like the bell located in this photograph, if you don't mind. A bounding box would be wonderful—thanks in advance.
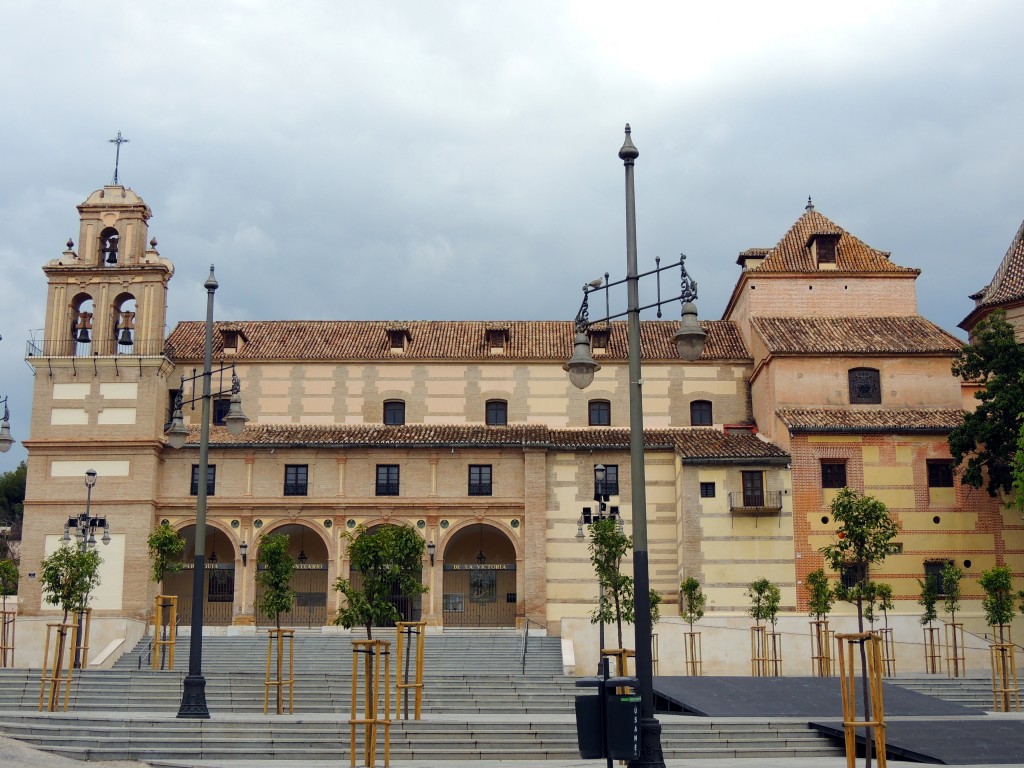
[105,249,118,265]
[76,327,91,344]
[118,327,134,346]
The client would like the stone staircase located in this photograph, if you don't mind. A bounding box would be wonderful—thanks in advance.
[0,632,845,761]
[888,674,996,710]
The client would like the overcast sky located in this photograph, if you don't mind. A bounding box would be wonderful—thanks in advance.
[2,1,1023,472]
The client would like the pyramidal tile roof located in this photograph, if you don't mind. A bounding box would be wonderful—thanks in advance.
[747,205,919,275]
[969,219,1024,308]
[186,424,789,461]
[166,319,750,362]
[751,316,961,355]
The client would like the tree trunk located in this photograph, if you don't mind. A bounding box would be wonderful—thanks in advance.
[857,596,873,768]
[275,614,284,714]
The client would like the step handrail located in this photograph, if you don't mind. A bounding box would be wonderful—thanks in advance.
[519,615,537,674]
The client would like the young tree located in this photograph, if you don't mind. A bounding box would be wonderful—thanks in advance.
[256,534,296,631]
[333,524,426,640]
[586,517,661,649]
[746,577,781,630]
[918,573,940,628]
[875,583,894,630]
[979,565,1015,644]
[0,461,26,527]
[942,562,963,625]
[819,488,900,768]
[679,576,706,633]
[147,522,185,585]
[0,558,17,610]
[40,543,102,624]
[806,568,835,622]
[949,310,1024,496]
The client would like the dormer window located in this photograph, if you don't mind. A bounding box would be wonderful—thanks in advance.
[100,227,120,266]
[387,326,410,353]
[589,327,609,355]
[220,328,246,355]
[486,326,509,354]
[808,233,839,269]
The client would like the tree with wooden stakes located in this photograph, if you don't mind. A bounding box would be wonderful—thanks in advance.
[39,543,101,710]
[256,533,296,714]
[746,577,781,676]
[807,568,835,676]
[679,576,706,675]
[146,522,184,670]
[0,558,17,667]
[942,562,965,677]
[918,572,942,673]
[820,487,900,768]
[862,582,895,676]
[979,565,1019,710]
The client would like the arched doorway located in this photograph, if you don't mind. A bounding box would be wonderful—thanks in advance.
[442,523,517,628]
[255,524,329,628]
[347,524,423,627]
[163,525,237,626]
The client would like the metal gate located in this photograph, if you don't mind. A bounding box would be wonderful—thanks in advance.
[255,563,329,628]
[347,568,423,626]
[442,564,516,627]
[164,563,236,627]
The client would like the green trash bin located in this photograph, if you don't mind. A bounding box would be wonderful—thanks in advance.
[574,676,640,760]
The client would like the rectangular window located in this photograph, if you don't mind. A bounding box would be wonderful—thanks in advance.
[595,464,619,496]
[841,562,868,590]
[927,460,954,488]
[821,461,847,489]
[383,400,405,425]
[190,464,216,496]
[699,482,716,498]
[376,464,400,496]
[588,400,611,426]
[848,368,881,404]
[284,464,308,496]
[213,398,230,426]
[924,560,952,595]
[690,400,713,426]
[741,471,764,507]
[468,465,492,496]
[485,400,508,426]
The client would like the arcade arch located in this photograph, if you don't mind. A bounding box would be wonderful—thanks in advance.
[441,522,518,628]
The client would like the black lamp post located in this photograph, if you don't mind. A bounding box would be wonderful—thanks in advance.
[0,335,14,454]
[164,265,248,719]
[62,469,109,668]
[565,125,707,768]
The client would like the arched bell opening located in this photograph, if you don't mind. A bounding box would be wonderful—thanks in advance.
[162,524,237,627]
[69,293,95,355]
[112,293,137,353]
[254,523,329,628]
[99,227,120,266]
[441,522,517,628]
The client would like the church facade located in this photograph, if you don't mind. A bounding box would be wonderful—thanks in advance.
[14,185,1023,670]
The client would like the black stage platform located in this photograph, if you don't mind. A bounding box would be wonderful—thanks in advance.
[654,676,973,718]
[653,677,1022,764]
[809,719,1024,765]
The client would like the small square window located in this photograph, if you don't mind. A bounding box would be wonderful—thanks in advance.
[595,465,619,497]
[284,465,308,496]
[213,398,230,426]
[486,400,508,426]
[821,461,847,489]
[376,465,400,496]
[848,368,881,405]
[190,465,216,496]
[383,400,405,425]
[927,460,954,488]
[700,482,715,498]
[589,400,611,426]
[690,400,713,426]
[469,465,492,496]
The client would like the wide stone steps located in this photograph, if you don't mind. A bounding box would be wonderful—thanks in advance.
[889,675,996,709]
[0,712,844,762]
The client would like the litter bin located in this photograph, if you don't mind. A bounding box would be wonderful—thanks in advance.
[574,675,640,760]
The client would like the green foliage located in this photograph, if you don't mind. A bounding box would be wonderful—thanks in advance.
[746,577,781,629]
[146,523,185,584]
[805,568,834,621]
[819,488,900,632]
[40,543,102,623]
[979,565,1016,630]
[942,562,963,622]
[949,310,1024,497]
[0,461,26,526]
[918,573,940,626]
[862,582,894,629]
[679,576,706,631]
[256,534,296,629]
[332,524,426,639]
[0,558,17,604]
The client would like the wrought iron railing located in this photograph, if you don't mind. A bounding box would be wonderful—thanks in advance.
[728,490,783,512]
[26,337,175,360]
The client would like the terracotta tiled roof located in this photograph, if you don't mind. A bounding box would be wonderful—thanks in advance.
[969,219,1024,308]
[776,408,964,433]
[749,209,919,274]
[186,424,787,461]
[166,319,749,362]
[751,317,961,355]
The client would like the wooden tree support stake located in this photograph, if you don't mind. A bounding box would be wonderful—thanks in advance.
[39,622,77,712]
[922,626,942,674]
[810,620,833,677]
[945,622,966,678]
[152,595,177,671]
[683,631,702,677]
[395,621,426,720]
[0,608,15,668]
[351,639,391,768]
[877,627,896,677]
[264,628,295,714]
[836,632,887,768]
[989,626,1020,712]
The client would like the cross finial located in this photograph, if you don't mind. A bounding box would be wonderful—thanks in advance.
[109,131,130,185]
[805,195,814,212]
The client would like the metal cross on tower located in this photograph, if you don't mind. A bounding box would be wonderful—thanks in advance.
[109,131,130,185]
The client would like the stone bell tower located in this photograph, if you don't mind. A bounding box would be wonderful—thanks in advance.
[18,184,176,654]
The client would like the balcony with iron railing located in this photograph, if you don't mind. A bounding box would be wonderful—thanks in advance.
[26,336,176,360]
[728,489,783,515]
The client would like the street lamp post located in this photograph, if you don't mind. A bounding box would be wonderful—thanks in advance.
[164,266,248,719]
[0,396,13,454]
[565,125,707,768]
[62,468,110,668]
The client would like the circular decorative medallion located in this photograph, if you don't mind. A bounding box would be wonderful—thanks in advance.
[253,519,263,529]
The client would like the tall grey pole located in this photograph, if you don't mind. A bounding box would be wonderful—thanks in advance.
[620,125,665,768]
[178,265,218,718]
